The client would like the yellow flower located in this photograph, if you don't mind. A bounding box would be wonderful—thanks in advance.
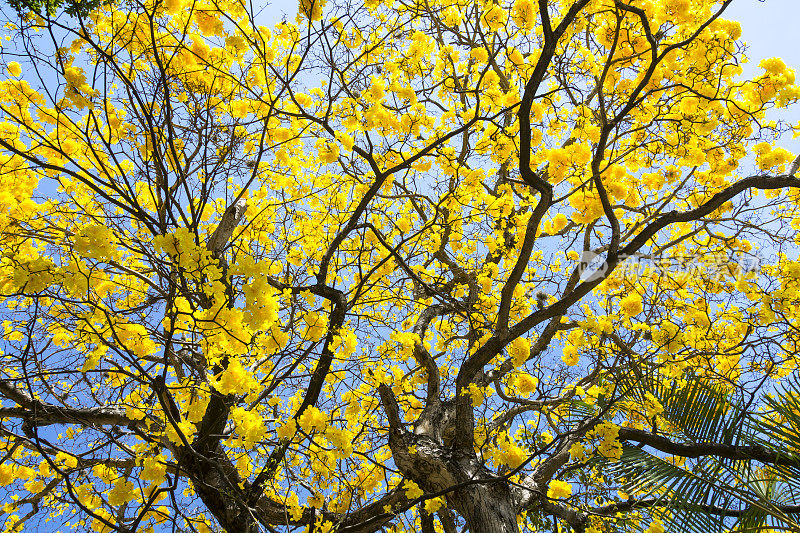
[594,422,622,460]
[365,76,385,103]
[55,452,78,469]
[396,217,411,233]
[569,442,586,461]
[276,418,297,439]
[64,66,89,90]
[404,480,424,499]
[424,496,444,513]
[215,358,255,395]
[91,508,115,532]
[7,62,21,77]
[512,0,535,29]
[299,0,326,20]
[508,336,530,367]
[317,140,340,164]
[464,382,488,407]
[561,346,579,366]
[24,479,45,493]
[141,456,167,485]
[643,392,664,418]
[547,479,572,499]
[547,213,568,234]
[233,407,268,445]
[93,464,117,484]
[482,5,508,32]
[0,465,14,486]
[760,57,787,75]
[646,519,666,533]
[108,478,135,506]
[230,100,250,118]
[515,373,538,396]
[298,406,328,432]
[165,420,197,446]
[620,293,643,317]
[470,47,489,63]
[336,131,354,152]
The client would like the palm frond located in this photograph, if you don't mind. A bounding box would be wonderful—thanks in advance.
[597,372,800,533]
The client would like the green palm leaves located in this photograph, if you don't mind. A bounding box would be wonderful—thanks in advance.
[601,373,800,533]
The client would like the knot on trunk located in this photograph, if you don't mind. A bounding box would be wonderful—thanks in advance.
[412,398,456,445]
[392,434,458,494]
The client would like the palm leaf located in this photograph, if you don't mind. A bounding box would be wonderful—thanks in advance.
[597,372,800,532]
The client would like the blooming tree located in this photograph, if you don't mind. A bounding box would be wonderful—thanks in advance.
[1,0,800,532]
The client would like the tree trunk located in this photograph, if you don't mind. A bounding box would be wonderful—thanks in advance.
[378,385,525,533]
[182,445,259,533]
[450,482,520,533]
[175,387,260,533]
[388,428,522,533]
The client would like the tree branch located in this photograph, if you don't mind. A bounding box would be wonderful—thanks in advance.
[618,427,800,466]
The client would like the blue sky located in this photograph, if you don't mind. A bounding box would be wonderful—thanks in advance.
[726,0,800,147]
[260,0,800,96]
[261,0,800,68]
[725,0,800,76]
[258,0,800,161]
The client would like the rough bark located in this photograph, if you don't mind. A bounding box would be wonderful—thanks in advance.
[392,432,520,533]
[447,456,520,533]
[180,442,259,533]
[380,385,523,533]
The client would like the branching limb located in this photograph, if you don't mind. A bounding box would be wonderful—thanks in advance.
[618,427,800,466]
